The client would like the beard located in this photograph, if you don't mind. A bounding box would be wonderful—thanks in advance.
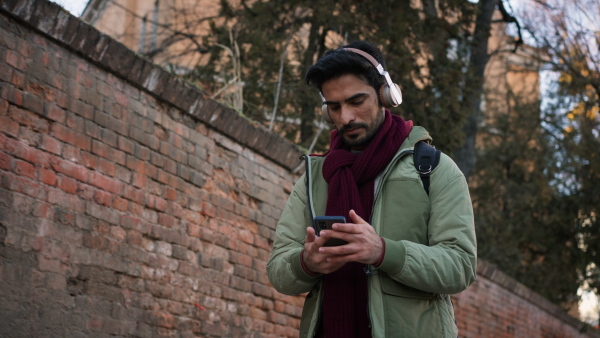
[339,110,385,149]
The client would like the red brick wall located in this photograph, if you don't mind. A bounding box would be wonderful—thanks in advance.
[0,0,304,336]
[454,261,598,337]
[0,0,598,337]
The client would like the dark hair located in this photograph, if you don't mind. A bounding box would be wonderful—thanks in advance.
[305,41,386,94]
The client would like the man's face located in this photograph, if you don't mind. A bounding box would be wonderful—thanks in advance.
[321,74,385,150]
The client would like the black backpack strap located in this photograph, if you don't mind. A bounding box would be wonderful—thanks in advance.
[414,141,441,195]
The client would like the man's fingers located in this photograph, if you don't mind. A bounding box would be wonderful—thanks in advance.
[349,209,367,224]
[306,227,331,248]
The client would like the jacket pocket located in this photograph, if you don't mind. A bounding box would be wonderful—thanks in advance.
[380,273,437,300]
[379,274,443,337]
[436,295,458,338]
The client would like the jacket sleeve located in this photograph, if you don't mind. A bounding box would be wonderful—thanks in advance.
[266,174,322,295]
[377,153,477,295]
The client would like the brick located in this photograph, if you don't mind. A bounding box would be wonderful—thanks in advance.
[0,63,14,83]
[101,128,117,147]
[131,172,147,189]
[113,196,128,211]
[62,144,82,163]
[55,91,69,109]
[125,154,144,172]
[133,143,150,161]
[21,92,44,115]
[82,232,111,252]
[66,113,85,132]
[114,91,128,107]
[0,152,12,170]
[0,82,22,106]
[40,134,62,155]
[12,158,35,178]
[10,69,26,88]
[6,49,26,69]
[51,123,91,151]
[91,139,126,165]
[81,151,99,169]
[166,154,184,174]
[0,116,19,138]
[8,104,49,132]
[93,189,112,206]
[144,311,175,329]
[47,189,85,213]
[38,256,65,274]
[144,162,158,179]
[46,69,65,91]
[58,176,77,194]
[50,157,89,182]
[154,196,168,211]
[157,213,175,228]
[89,172,124,195]
[84,119,100,139]
[123,185,145,204]
[71,99,94,120]
[117,135,134,154]
[97,157,116,176]
[44,102,67,123]
[38,167,57,186]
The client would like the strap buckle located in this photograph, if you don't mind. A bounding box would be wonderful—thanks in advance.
[418,164,433,175]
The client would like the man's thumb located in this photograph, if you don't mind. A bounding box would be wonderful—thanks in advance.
[305,227,317,243]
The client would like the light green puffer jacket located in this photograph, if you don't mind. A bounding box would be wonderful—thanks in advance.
[266,126,477,338]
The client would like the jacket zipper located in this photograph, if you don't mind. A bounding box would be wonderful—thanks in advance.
[364,148,414,333]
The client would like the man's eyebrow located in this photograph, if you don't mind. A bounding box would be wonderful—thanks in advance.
[324,92,369,105]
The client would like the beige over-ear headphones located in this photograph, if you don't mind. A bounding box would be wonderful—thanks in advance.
[320,47,402,124]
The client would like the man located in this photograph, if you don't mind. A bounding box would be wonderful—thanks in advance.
[266,41,477,338]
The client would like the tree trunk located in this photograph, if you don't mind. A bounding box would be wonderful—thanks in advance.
[453,0,497,180]
[299,18,327,145]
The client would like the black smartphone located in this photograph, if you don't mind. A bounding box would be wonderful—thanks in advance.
[313,216,348,246]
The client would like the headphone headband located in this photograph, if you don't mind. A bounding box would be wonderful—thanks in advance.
[344,48,381,71]
[343,47,402,106]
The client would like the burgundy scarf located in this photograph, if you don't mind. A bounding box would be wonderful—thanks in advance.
[319,110,411,337]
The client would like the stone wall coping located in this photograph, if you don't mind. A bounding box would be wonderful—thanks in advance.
[0,0,305,171]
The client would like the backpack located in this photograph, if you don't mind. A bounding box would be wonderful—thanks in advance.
[413,141,441,195]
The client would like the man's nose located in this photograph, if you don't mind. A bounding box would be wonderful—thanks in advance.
[339,105,355,125]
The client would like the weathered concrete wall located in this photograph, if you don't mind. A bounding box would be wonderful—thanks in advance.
[0,0,598,337]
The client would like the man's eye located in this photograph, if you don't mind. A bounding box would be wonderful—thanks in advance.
[351,100,365,106]
[329,105,341,111]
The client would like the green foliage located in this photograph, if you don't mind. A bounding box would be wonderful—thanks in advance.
[474,0,600,308]
[472,94,585,305]
[191,0,479,153]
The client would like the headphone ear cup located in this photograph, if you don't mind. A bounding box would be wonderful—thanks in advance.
[379,83,402,108]
[322,104,333,124]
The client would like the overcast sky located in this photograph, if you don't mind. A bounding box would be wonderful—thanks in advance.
[51,0,88,16]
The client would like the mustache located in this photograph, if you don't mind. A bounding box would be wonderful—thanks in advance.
[339,122,369,133]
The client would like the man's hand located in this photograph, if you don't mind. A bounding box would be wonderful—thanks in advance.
[302,210,384,274]
[317,210,383,265]
[302,226,347,274]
